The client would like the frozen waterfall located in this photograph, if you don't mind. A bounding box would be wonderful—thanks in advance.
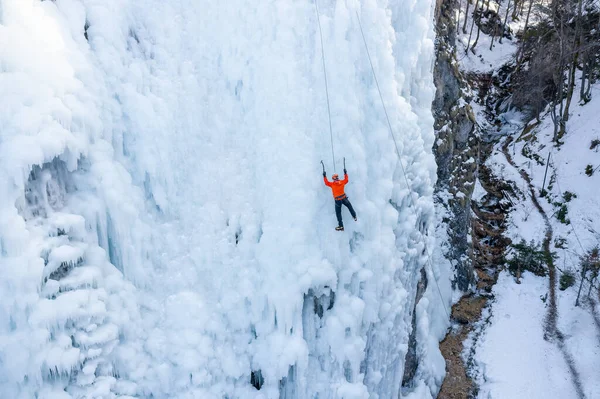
[0,0,450,398]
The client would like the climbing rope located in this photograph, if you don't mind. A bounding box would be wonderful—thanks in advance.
[356,11,452,320]
[315,0,336,172]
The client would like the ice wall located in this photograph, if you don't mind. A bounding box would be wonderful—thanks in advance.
[0,0,449,398]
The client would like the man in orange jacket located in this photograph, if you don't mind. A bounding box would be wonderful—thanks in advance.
[323,167,357,231]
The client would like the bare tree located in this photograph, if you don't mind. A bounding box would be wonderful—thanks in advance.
[560,0,584,135]
[464,0,472,33]
[512,0,522,19]
[524,0,534,32]
[579,46,596,103]
[466,0,482,53]
[511,0,599,129]
[576,247,600,306]
[587,262,599,298]
[515,0,537,71]
[489,11,498,49]
[472,8,484,49]
[499,0,513,43]
[579,6,600,103]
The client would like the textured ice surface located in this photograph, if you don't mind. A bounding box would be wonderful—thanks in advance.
[0,0,449,398]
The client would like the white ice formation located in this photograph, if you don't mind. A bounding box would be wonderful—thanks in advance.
[0,1,449,398]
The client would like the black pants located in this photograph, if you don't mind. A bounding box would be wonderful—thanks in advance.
[335,197,356,227]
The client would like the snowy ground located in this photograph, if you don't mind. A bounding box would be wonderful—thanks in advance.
[0,1,450,398]
[473,270,600,399]
[455,0,522,74]
[468,50,600,399]
[481,84,600,399]
[454,1,600,397]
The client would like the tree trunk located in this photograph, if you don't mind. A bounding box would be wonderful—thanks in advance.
[472,16,483,50]
[550,100,560,142]
[518,0,526,18]
[575,262,588,306]
[561,54,578,131]
[524,0,534,32]
[554,16,566,143]
[466,0,481,53]
[560,0,583,137]
[489,3,498,51]
[512,0,520,19]
[583,54,595,100]
[499,0,512,44]
[558,85,565,140]
[515,1,534,72]
[463,0,471,34]
[587,274,597,298]
[550,56,564,144]
[580,56,590,103]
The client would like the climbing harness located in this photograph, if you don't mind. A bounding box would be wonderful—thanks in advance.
[355,11,451,320]
[314,0,336,172]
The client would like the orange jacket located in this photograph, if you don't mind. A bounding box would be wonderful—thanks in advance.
[324,174,349,199]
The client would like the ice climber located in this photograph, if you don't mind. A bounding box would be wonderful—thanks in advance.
[323,168,357,231]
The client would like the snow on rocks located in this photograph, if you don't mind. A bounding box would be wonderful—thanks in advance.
[467,38,600,398]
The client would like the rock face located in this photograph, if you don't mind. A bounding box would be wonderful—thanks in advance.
[401,268,428,386]
[433,0,480,291]
[472,145,513,273]
[431,3,519,396]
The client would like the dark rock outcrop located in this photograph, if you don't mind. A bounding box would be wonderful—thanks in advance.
[402,268,428,387]
[433,0,480,291]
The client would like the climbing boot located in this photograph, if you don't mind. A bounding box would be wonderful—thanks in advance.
[335,226,344,231]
